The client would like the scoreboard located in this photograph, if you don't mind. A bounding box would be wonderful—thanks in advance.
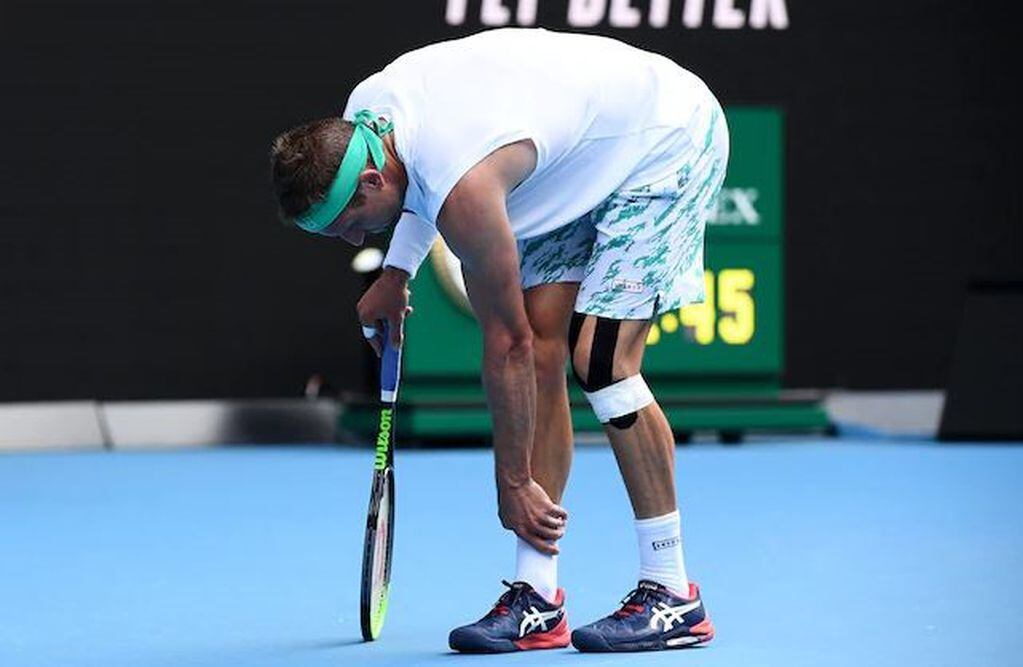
[343,108,830,441]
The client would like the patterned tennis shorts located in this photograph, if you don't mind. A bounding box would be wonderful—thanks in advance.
[517,105,729,320]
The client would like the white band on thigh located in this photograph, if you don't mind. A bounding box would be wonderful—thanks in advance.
[361,325,378,340]
[584,375,655,423]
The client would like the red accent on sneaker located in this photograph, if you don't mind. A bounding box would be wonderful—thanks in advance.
[513,614,571,650]
[614,603,645,618]
[689,618,715,643]
[681,581,714,644]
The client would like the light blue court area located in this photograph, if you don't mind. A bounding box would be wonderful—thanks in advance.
[2,439,1022,667]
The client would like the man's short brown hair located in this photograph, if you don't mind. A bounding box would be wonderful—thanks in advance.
[269,118,353,222]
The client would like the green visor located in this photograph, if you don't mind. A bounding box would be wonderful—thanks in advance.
[295,110,393,234]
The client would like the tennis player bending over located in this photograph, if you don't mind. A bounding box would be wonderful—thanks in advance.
[270,28,728,653]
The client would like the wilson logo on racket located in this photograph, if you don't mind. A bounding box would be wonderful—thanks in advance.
[375,409,392,470]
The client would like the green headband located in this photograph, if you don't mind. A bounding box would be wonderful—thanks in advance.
[295,110,394,234]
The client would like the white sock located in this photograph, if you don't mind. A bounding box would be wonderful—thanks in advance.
[635,509,690,597]
[515,537,558,603]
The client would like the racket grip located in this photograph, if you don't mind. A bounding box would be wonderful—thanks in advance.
[379,322,403,403]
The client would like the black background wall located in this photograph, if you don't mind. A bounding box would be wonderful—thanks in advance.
[0,1,1017,400]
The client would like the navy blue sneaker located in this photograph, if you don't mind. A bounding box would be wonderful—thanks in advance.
[449,580,570,653]
[571,580,714,652]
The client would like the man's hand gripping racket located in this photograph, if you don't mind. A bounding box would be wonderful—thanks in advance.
[359,321,402,641]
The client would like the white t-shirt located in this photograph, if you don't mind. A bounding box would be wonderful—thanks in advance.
[341,28,717,275]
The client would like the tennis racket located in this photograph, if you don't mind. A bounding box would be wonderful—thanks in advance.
[360,322,402,641]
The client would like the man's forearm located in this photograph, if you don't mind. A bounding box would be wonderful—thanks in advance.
[482,336,536,488]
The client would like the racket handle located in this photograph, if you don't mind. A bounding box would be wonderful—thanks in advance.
[379,322,403,403]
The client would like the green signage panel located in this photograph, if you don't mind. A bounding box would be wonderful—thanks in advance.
[706,108,782,241]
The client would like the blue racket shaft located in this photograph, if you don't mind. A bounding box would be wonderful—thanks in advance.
[379,322,403,404]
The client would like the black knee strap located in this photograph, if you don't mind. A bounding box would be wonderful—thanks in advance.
[570,312,642,430]
[569,313,621,393]
[588,317,619,390]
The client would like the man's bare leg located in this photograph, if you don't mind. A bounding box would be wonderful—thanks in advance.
[571,316,689,593]
[512,283,578,600]
[605,320,676,518]
[524,283,578,504]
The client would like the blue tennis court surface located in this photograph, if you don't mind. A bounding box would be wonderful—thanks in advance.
[2,438,1022,666]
